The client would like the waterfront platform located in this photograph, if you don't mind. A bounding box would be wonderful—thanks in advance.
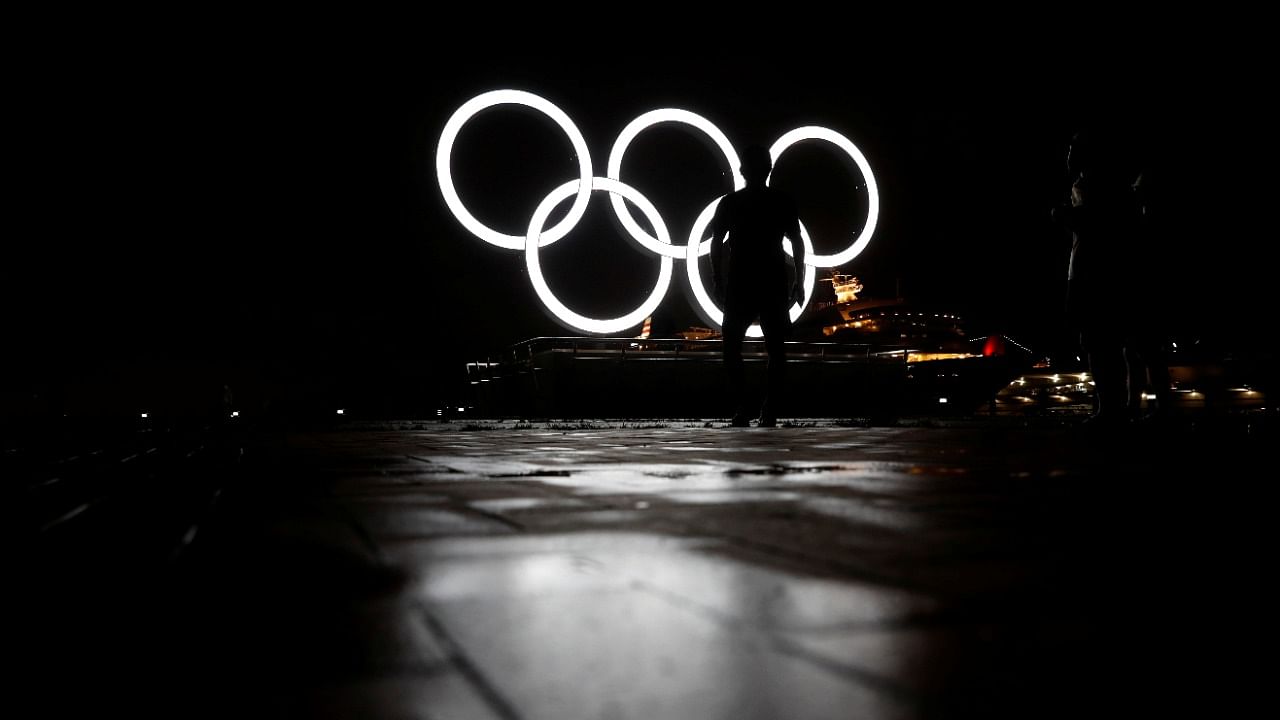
[12,413,1276,718]
[463,337,1024,419]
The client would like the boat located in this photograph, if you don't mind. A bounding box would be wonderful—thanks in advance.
[461,272,1041,419]
[788,274,1039,414]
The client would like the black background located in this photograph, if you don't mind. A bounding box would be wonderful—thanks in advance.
[6,22,1269,421]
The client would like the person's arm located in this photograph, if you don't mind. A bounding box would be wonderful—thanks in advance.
[1050,175,1085,230]
[709,198,728,302]
[786,205,804,305]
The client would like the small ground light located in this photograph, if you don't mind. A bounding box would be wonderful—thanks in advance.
[336,409,345,415]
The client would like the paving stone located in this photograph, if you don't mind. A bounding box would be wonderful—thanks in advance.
[429,590,914,720]
[28,419,1269,718]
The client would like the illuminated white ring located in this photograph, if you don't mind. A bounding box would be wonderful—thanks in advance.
[606,109,744,258]
[437,89,593,250]
[527,176,674,335]
[769,127,879,267]
[438,91,881,337]
[684,200,817,338]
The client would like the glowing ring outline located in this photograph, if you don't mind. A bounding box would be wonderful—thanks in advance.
[437,89,593,250]
[769,127,879,267]
[526,176,674,335]
[685,198,817,339]
[606,108,744,258]
[437,91,881,336]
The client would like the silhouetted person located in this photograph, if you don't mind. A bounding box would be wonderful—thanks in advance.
[1055,124,1155,426]
[1126,168,1173,420]
[710,144,805,427]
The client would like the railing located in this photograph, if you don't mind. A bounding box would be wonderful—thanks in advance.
[461,337,915,420]
[466,337,908,378]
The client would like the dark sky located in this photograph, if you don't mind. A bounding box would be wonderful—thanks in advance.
[7,28,1270,417]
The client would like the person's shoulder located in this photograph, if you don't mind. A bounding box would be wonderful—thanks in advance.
[711,190,740,223]
[718,189,747,207]
[767,186,799,207]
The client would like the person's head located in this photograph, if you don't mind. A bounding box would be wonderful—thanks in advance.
[740,144,772,186]
[1067,128,1109,179]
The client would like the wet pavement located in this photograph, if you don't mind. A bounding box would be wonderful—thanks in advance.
[16,416,1277,718]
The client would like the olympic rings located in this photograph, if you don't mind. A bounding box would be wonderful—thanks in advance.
[437,90,879,335]
[437,90,592,250]
[606,109,744,258]
[527,177,675,335]
[770,127,879,267]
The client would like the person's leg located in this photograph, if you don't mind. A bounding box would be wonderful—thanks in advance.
[721,303,752,425]
[1082,328,1127,424]
[1123,344,1147,421]
[1129,333,1171,419]
[757,301,790,426]
[1146,343,1172,416]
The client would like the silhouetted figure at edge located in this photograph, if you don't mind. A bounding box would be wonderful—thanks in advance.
[1054,125,1170,428]
[710,144,805,427]
[1126,168,1174,422]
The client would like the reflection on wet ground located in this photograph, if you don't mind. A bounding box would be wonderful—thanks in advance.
[20,417,1276,718]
